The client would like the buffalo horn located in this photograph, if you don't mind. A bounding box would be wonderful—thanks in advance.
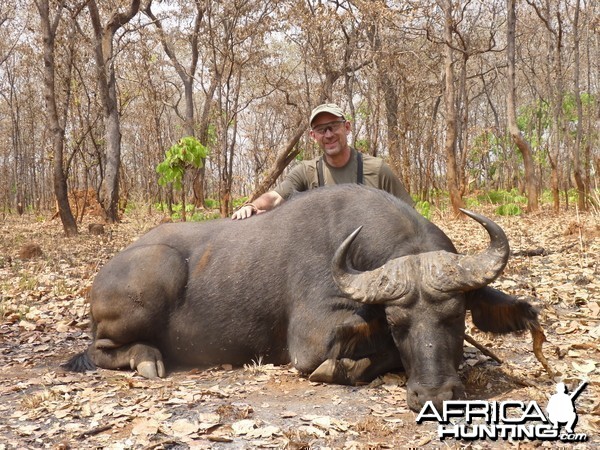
[422,209,510,292]
[331,227,411,304]
[331,210,510,303]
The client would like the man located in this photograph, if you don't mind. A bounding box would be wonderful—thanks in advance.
[232,103,412,220]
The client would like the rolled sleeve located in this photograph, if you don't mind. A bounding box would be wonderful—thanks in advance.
[379,163,414,206]
[273,163,311,200]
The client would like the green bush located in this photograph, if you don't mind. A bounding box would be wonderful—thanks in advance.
[415,201,431,220]
[204,198,219,209]
[465,197,482,209]
[478,189,527,206]
[156,137,207,189]
[479,190,506,204]
[232,197,248,210]
[190,211,221,221]
[495,203,522,216]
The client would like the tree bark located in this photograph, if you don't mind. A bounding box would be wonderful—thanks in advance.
[441,0,464,216]
[88,0,141,223]
[247,70,343,201]
[145,1,212,207]
[507,0,538,212]
[572,0,586,210]
[248,122,306,201]
[36,0,78,236]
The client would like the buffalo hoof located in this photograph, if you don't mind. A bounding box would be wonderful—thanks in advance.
[134,360,166,379]
[309,358,371,385]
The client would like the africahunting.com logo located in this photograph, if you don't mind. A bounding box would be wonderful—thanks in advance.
[416,381,589,442]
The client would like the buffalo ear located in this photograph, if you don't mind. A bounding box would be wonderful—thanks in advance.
[465,286,539,334]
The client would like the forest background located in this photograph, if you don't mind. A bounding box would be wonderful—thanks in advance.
[1,2,599,446]
[0,0,599,235]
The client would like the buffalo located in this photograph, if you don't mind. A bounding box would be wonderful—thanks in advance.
[65,184,538,411]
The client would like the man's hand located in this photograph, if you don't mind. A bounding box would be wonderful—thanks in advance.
[230,191,283,220]
[232,204,258,220]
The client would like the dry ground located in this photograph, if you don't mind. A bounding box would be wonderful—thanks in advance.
[0,204,599,449]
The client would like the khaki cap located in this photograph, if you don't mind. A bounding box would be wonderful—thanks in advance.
[309,103,345,126]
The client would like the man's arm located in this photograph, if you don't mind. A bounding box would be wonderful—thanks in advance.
[232,163,310,220]
[231,190,284,220]
[379,162,414,206]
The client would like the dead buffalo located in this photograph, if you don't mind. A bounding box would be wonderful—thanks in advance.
[65,184,538,411]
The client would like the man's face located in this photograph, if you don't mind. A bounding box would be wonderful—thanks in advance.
[310,112,351,158]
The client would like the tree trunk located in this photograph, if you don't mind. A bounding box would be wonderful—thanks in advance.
[441,0,464,216]
[145,1,210,208]
[248,71,342,201]
[506,0,538,212]
[248,122,306,201]
[88,0,141,223]
[194,79,217,207]
[36,0,78,236]
[572,0,586,210]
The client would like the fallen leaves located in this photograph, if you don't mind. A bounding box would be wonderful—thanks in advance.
[1,207,599,448]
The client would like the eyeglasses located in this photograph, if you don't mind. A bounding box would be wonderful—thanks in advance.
[311,120,346,135]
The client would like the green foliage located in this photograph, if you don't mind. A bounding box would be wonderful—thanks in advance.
[464,197,482,209]
[565,188,580,204]
[154,200,221,222]
[354,138,370,153]
[232,197,247,210]
[495,203,522,216]
[517,99,550,142]
[477,189,526,206]
[562,92,596,122]
[171,203,196,213]
[154,202,167,212]
[516,93,597,150]
[192,211,222,221]
[205,198,219,209]
[471,189,525,216]
[156,136,208,190]
[415,201,431,220]
[171,210,221,222]
[540,188,582,205]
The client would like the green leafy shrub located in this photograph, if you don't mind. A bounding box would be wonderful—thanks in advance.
[465,197,482,209]
[190,211,221,221]
[204,198,219,209]
[478,189,527,206]
[232,197,248,210]
[480,190,507,204]
[415,201,431,220]
[495,203,522,216]
[156,136,208,189]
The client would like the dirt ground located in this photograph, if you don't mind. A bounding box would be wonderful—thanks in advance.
[0,204,598,449]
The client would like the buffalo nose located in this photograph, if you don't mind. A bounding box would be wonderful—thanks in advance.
[406,379,464,412]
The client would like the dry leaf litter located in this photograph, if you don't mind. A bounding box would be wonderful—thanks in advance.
[0,206,598,449]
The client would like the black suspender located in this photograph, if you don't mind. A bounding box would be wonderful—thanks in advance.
[356,151,363,184]
[317,151,363,187]
[317,157,325,188]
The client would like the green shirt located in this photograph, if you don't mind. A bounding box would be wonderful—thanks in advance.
[274,148,413,205]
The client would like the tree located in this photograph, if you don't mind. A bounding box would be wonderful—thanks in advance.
[1,0,598,215]
[572,0,586,210]
[250,0,371,201]
[157,136,208,221]
[87,0,141,222]
[35,0,79,236]
[507,0,538,212]
[144,0,214,207]
[440,0,465,215]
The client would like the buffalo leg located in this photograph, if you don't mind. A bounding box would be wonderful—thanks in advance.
[308,308,401,385]
[309,349,401,385]
[87,339,166,378]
